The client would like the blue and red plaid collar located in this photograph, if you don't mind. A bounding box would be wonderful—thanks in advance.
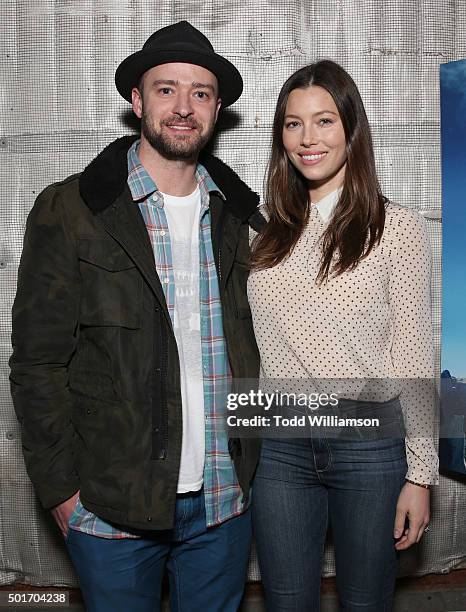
[127,139,225,204]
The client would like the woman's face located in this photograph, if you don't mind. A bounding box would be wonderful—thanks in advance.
[282,85,347,200]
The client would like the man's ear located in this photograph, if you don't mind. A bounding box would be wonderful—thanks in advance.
[131,87,143,119]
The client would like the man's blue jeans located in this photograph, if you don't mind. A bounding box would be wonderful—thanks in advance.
[65,488,251,612]
[252,401,407,611]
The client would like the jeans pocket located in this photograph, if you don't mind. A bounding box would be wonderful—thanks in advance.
[256,438,311,482]
[335,397,405,441]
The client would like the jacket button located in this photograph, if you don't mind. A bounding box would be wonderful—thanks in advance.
[86,409,91,414]
[153,427,159,433]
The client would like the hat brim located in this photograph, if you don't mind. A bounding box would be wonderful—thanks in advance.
[115,48,243,108]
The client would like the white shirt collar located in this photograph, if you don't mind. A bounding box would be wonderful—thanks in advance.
[312,188,342,223]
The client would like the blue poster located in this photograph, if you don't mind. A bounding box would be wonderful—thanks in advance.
[440,59,466,475]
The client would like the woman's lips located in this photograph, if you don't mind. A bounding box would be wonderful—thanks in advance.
[298,152,327,165]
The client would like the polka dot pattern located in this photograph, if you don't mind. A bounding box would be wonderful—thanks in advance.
[248,201,439,485]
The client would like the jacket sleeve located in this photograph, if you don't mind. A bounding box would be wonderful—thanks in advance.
[9,184,81,508]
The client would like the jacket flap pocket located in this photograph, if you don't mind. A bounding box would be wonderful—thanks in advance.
[78,239,136,272]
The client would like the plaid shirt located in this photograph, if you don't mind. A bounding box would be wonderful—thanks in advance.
[68,140,245,538]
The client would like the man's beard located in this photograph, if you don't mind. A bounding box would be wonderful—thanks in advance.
[141,113,214,161]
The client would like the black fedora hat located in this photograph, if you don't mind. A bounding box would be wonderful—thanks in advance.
[115,21,243,108]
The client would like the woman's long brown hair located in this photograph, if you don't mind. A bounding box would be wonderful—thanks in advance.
[251,60,386,282]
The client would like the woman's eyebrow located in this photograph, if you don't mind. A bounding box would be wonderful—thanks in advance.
[284,110,339,118]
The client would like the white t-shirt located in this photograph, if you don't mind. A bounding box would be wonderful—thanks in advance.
[161,186,205,493]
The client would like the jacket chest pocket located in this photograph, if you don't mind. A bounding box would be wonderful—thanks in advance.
[227,224,252,320]
[230,261,253,319]
[78,239,142,328]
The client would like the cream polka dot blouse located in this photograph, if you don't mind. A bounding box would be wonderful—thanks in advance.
[248,191,439,485]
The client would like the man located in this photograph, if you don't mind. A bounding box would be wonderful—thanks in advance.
[10,21,264,612]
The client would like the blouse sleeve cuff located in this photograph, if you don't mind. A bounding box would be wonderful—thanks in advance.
[405,443,439,486]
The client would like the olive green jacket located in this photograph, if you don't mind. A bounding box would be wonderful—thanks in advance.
[10,136,265,530]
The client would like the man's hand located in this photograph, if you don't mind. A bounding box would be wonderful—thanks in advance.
[51,491,80,538]
[393,482,430,550]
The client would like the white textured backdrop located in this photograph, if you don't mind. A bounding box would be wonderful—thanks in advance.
[1,0,465,586]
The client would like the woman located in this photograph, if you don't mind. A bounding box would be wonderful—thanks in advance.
[248,60,438,611]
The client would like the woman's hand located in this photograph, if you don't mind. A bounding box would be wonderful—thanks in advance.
[393,482,430,550]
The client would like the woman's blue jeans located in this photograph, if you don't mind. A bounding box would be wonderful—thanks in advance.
[252,398,407,612]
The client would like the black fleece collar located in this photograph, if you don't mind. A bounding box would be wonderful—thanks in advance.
[79,135,260,222]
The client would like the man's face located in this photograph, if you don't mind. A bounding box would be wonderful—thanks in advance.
[131,62,221,161]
